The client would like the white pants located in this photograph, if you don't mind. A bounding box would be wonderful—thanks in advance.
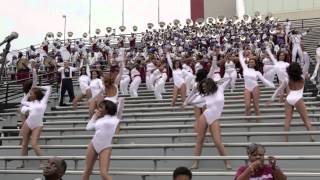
[130,76,141,97]
[224,70,237,91]
[154,79,166,99]
[185,74,195,96]
[120,75,130,95]
[292,44,303,63]
[146,71,154,90]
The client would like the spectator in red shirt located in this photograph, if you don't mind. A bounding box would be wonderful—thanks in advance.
[234,143,287,180]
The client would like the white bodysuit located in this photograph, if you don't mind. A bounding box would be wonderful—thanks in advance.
[20,86,51,130]
[167,54,186,88]
[271,78,304,106]
[90,78,104,99]
[86,115,119,154]
[239,52,275,92]
[203,78,231,124]
[79,64,91,95]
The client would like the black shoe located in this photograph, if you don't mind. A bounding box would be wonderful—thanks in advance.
[59,103,68,107]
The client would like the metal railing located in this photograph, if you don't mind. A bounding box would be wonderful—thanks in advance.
[0,71,60,107]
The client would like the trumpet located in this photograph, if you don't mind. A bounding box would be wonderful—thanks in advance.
[133,25,138,32]
[67,31,73,37]
[186,18,193,26]
[106,27,112,34]
[57,32,63,38]
[147,23,154,29]
[119,25,126,32]
[95,28,101,35]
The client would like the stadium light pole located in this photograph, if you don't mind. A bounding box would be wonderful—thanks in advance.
[62,15,67,44]
[158,0,160,24]
[89,0,92,38]
[122,0,124,26]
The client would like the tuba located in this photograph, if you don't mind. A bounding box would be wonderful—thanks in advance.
[243,15,252,24]
[147,23,154,30]
[195,18,205,28]
[206,17,216,26]
[119,25,126,32]
[186,18,193,26]
[95,28,101,35]
[173,19,180,27]
[133,25,138,32]
[106,27,112,34]
[46,32,54,39]
[57,32,63,38]
[83,32,88,38]
[67,31,73,37]
[159,21,166,29]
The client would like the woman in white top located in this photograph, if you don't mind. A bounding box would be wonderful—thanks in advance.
[129,64,142,97]
[166,52,187,106]
[88,69,104,117]
[266,49,290,102]
[20,85,51,167]
[20,65,37,127]
[145,58,156,90]
[82,100,119,180]
[310,45,320,82]
[239,51,275,121]
[153,61,168,100]
[119,65,130,95]
[223,54,237,92]
[72,64,91,109]
[268,62,315,142]
[190,77,232,170]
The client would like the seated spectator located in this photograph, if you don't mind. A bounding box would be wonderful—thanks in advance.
[35,157,67,180]
[173,166,192,180]
[234,143,287,180]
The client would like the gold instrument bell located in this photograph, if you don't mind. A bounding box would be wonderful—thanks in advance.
[147,23,154,29]
[133,25,138,32]
[119,26,126,32]
[186,18,193,26]
[57,32,63,38]
[67,31,73,37]
[95,28,101,35]
[106,27,112,34]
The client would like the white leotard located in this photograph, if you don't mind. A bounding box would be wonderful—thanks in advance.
[239,52,275,92]
[271,78,304,106]
[86,115,119,154]
[20,86,51,130]
[90,78,104,99]
[79,75,91,94]
[167,54,185,88]
[225,61,236,73]
[203,78,231,124]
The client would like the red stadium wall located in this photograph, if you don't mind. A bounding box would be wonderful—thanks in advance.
[190,0,204,21]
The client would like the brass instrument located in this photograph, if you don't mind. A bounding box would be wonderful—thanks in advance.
[95,28,101,35]
[106,27,112,34]
[206,17,216,25]
[240,35,246,41]
[133,25,138,32]
[243,15,252,24]
[67,31,73,37]
[119,26,126,32]
[159,21,166,29]
[197,31,204,38]
[195,18,205,28]
[57,32,63,38]
[269,28,277,34]
[83,32,88,38]
[173,19,180,27]
[46,32,54,38]
[170,40,176,46]
[158,39,164,46]
[147,23,154,29]
[186,18,193,26]
[254,11,262,21]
